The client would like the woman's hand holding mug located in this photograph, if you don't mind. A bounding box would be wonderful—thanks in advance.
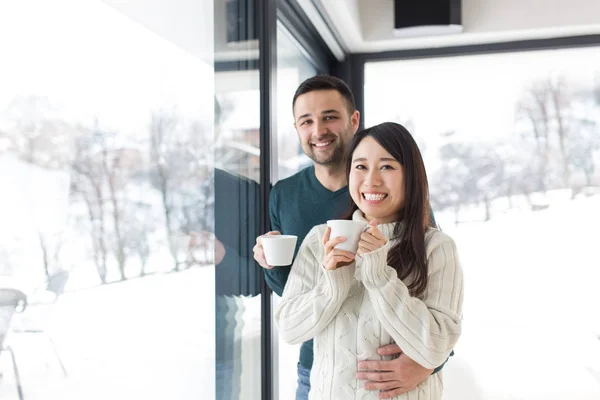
[357,220,387,255]
[322,226,356,270]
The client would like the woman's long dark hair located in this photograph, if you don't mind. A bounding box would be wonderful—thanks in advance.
[345,122,432,297]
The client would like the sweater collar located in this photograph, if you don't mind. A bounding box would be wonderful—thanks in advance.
[351,209,400,240]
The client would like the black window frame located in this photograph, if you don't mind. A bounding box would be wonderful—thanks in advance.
[347,34,600,129]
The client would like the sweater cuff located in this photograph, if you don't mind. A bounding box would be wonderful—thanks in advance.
[322,263,355,297]
[359,244,392,287]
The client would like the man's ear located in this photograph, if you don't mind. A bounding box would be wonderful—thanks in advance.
[351,110,361,133]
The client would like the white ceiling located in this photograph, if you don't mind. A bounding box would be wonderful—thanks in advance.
[305,0,600,56]
[101,0,600,64]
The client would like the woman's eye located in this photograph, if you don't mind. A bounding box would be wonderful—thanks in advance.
[381,165,395,170]
[354,165,366,170]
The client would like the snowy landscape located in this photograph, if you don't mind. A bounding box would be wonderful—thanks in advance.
[1,187,599,399]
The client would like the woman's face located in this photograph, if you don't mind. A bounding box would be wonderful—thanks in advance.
[349,136,405,224]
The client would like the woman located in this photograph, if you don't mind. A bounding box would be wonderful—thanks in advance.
[274,122,463,399]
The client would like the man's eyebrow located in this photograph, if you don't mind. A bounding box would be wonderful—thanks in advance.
[297,109,341,121]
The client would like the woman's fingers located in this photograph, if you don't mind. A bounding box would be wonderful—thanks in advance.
[360,231,379,245]
[324,253,355,270]
[358,224,387,255]
[357,244,375,255]
[324,236,347,254]
[322,226,331,245]
[365,224,385,240]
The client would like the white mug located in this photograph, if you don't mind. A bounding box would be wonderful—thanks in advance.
[262,235,298,266]
[326,220,368,254]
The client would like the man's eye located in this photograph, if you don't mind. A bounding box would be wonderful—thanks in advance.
[300,120,312,126]
[324,116,337,121]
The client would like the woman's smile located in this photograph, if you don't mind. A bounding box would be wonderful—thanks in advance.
[362,192,388,203]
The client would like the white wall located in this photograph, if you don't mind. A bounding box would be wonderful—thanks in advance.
[101,0,214,63]
[319,0,600,52]
[465,0,600,32]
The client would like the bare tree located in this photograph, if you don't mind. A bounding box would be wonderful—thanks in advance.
[149,110,180,269]
[516,82,553,194]
[148,110,215,271]
[71,135,109,284]
[37,232,64,280]
[432,133,506,224]
[123,203,153,276]
[98,137,131,281]
[547,77,574,189]
[565,107,600,190]
[517,77,581,196]
[71,123,142,282]
[432,135,476,225]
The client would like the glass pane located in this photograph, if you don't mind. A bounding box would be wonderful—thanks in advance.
[0,1,214,399]
[274,23,318,400]
[274,24,319,182]
[365,47,600,399]
[214,1,262,399]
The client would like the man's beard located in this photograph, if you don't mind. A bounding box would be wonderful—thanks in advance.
[309,143,345,166]
[305,129,351,166]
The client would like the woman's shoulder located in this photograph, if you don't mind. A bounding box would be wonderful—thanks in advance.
[302,224,328,246]
[424,228,457,254]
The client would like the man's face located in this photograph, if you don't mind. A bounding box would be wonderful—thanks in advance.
[293,90,360,166]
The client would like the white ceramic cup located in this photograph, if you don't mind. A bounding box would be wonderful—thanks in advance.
[326,220,368,254]
[261,235,298,266]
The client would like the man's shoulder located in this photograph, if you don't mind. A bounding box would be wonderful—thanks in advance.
[271,166,313,194]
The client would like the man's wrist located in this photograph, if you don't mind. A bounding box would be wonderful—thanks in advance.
[431,350,454,375]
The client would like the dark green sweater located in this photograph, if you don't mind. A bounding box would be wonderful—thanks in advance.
[265,166,450,372]
[265,166,351,369]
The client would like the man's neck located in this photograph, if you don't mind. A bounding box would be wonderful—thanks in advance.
[313,163,347,192]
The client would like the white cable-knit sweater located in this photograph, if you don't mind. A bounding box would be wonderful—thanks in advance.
[274,211,464,400]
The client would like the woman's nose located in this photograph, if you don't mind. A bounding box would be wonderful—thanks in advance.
[364,170,382,187]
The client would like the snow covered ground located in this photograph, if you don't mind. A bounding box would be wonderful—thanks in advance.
[1,194,600,399]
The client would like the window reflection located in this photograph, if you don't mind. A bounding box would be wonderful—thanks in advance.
[365,47,600,399]
[213,74,263,399]
[0,1,214,399]
[213,1,263,396]
[274,23,318,400]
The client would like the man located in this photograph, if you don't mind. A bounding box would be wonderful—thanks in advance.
[253,75,449,399]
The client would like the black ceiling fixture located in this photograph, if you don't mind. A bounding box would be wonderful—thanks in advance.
[393,0,462,37]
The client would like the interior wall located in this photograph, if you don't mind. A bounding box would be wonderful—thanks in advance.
[463,0,600,32]
[101,0,214,63]
[320,0,600,52]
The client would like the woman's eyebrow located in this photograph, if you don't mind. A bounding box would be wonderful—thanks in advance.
[352,157,398,163]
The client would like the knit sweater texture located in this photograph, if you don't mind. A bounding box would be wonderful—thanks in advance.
[274,210,464,400]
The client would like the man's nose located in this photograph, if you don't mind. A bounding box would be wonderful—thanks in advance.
[313,120,328,136]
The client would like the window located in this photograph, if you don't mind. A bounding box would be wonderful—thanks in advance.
[0,2,227,399]
[274,22,318,400]
[365,46,600,399]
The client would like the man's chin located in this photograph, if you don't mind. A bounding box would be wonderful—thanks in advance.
[312,156,337,166]
[309,151,343,166]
